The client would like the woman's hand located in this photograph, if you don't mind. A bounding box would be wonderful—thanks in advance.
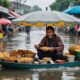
[49,47,56,51]
[41,49,49,52]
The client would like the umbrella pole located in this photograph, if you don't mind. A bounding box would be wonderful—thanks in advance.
[46,24,47,27]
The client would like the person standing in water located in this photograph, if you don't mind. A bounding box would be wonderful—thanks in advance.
[25,26,31,36]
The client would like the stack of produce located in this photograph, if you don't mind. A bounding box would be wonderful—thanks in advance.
[69,45,80,60]
[69,45,80,54]
[0,52,10,60]
[9,50,35,58]
[0,50,36,63]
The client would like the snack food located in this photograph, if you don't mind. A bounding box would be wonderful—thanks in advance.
[0,50,36,63]
[17,57,33,63]
[9,50,36,58]
[40,47,50,51]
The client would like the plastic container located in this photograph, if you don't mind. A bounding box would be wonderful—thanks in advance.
[67,55,75,62]
[0,33,3,39]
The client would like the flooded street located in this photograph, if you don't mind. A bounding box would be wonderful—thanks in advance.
[0,29,80,80]
[0,29,80,52]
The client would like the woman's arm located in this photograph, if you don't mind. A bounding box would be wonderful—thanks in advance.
[35,36,46,49]
[55,36,64,52]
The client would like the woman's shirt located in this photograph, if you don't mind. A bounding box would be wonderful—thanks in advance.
[39,34,64,52]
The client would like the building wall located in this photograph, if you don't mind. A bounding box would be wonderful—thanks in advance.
[10,2,31,15]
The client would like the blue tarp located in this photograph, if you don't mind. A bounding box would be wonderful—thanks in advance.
[64,6,80,14]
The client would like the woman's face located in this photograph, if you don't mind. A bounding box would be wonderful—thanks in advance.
[46,29,54,38]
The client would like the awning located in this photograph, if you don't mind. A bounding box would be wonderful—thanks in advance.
[0,6,8,14]
[64,6,80,14]
[9,10,21,18]
[0,6,10,17]
[0,6,21,18]
[0,6,20,19]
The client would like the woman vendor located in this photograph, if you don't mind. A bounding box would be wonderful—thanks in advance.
[35,26,64,61]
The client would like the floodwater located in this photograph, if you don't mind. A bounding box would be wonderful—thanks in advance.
[0,29,80,80]
[0,69,80,80]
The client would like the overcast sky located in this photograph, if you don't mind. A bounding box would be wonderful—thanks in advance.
[12,0,55,10]
[25,0,55,10]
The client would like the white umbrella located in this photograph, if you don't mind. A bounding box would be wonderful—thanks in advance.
[13,11,80,24]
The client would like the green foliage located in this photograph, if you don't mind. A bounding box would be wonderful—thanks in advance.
[0,0,11,8]
[50,0,80,11]
[32,5,42,11]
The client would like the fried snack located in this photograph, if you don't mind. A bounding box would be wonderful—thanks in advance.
[40,47,50,51]
[17,57,33,63]
[8,57,17,62]
[9,50,36,58]
[0,52,10,60]
[42,57,52,62]
[0,50,36,63]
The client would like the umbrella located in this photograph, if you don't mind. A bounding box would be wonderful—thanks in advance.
[0,18,11,25]
[64,6,80,14]
[13,11,80,27]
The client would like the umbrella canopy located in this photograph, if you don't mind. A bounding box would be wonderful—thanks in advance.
[64,6,80,14]
[13,11,80,26]
[0,18,11,25]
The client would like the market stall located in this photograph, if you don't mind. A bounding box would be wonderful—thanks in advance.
[0,11,80,69]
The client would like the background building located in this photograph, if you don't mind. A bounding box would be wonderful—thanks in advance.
[10,1,31,15]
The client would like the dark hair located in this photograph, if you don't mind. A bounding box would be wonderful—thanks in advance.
[46,26,55,32]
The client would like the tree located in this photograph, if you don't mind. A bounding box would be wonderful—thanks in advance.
[74,0,80,6]
[0,0,11,8]
[32,5,42,11]
[50,0,79,11]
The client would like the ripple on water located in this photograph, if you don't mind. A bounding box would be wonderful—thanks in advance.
[32,67,80,72]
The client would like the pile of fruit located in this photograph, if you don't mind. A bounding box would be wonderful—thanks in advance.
[0,50,36,63]
[69,45,80,52]
[9,50,35,58]
[69,45,80,54]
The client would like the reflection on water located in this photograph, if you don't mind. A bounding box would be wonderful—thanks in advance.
[0,69,80,80]
[0,30,80,80]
